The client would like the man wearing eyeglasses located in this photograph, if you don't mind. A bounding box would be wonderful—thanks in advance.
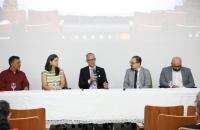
[78,52,108,89]
[159,56,195,88]
[123,56,152,89]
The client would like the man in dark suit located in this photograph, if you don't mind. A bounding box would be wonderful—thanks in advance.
[79,53,108,89]
[159,56,195,88]
[179,101,200,130]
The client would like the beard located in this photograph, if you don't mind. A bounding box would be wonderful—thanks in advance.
[173,68,181,72]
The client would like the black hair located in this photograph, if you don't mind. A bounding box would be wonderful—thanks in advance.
[8,56,20,66]
[0,115,9,130]
[45,54,60,76]
[132,56,142,65]
[0,100,10,130]
[0,100,10,118]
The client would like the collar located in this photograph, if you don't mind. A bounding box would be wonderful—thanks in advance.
[131,66,141,72]
[172,69,181,73]
[137,67,141,72]
[8,67,19,74]
[89,66,96,70]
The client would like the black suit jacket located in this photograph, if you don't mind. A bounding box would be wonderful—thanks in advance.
[78,66,108,89]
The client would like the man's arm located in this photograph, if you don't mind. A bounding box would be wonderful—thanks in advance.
[101,68,108,83]
[184,69,195,88]
[144,69,152,88]
[100,68,108,89]
[123,70,130,89]
[0,72,6,91]
[78,69,89,89]
[22,73,29,90]
[159,68,170,88]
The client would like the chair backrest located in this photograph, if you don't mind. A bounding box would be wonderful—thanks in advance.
[187,105,196,116]
[144,105,184,130]
[157,114,196,130]
[10,108,46,130]
[9,116,40,130]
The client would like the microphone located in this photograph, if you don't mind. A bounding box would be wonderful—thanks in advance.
[93,69,96,75]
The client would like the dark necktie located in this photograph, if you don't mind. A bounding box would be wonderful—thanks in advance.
[134,70,138,88]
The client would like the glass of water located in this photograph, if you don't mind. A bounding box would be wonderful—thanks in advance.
[11,83,16,91]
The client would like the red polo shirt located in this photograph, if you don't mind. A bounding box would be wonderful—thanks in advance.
[0,68,29,91]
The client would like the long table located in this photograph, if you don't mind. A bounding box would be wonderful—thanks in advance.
[0,88,199,125]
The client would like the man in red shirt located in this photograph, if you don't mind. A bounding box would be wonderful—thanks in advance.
[0,56,29,91]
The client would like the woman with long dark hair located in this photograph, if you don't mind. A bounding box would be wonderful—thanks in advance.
[41,54,66,90]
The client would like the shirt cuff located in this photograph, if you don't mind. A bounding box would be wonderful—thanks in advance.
[88,79,91,84]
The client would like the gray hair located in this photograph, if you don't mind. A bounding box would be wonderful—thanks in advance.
[86,53,95,59]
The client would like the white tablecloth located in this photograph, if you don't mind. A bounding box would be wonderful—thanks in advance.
[0,88,199,124]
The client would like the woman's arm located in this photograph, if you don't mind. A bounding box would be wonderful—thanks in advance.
[60,71,66,89]
[41,73,51,90]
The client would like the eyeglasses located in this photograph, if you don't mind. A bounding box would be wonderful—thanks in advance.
[87,58,96,62]
[130,61,138,65]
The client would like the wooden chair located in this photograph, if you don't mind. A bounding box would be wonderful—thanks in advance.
[157,114,196,130]
[187,105,196,116]
[9,116,40,130]
[143,105,184,130]
[10,108,46,130]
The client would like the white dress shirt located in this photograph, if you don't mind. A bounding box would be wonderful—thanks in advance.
[88,66,97,89]
[172,70,183,88]
[136,67,141,88]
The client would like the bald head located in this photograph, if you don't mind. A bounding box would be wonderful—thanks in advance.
[171,57,182,71]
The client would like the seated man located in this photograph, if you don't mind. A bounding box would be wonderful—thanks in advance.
[159,56,195,88]
[179,101,200,129]
[0,56,29,91]
[123,56,152,89]
[79,53,108,89]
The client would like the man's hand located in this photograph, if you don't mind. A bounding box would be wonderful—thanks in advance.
[103,82,108,89]
[172,85,179,88]
[90,76,97,81]
[24,87,29,90]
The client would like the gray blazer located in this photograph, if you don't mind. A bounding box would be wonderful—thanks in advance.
[159,66,195,88]
[123,67,152,89]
